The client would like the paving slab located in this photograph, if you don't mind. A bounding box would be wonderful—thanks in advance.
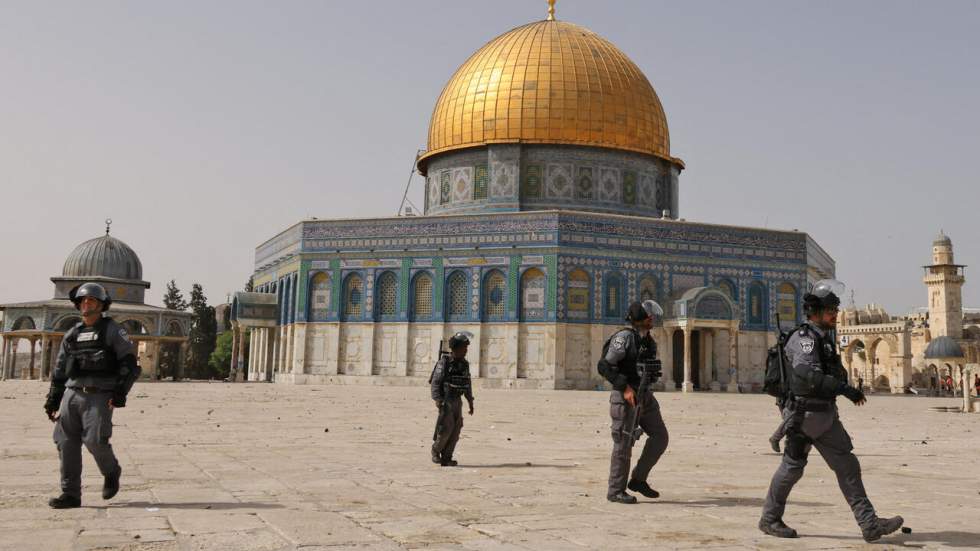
[1,381,978,550]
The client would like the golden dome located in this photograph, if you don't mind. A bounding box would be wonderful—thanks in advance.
[419,18,682,170]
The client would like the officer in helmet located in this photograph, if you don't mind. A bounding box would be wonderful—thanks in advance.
[599,300,669,504]
[429,332,474,466]
[43,282,141,508]
[760,280,904,542]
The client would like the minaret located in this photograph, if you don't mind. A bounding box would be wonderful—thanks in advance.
[923,231,965,339]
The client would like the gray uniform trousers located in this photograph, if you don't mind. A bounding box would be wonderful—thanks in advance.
[608,390,669,496]
[53,388,119,499]
[432,397,464,459]
[762,406,877,530]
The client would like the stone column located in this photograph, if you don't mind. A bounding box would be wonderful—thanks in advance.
[148,340,162,380]
[10,338,18,379]
[236,325,247,382]
[659,328,675,391]
[176,341,189,381]
[726,326,740,392]
[230,323,240,381]
[706,330,721,391]
[0,337,8,381]
[265,328,275,381]
[28,337,37,380]
[39,335,50,381]
[682,326,693,393]
[963,365,973,413]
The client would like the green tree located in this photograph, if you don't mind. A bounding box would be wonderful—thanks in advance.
[209,331,234,379]
[160,279,187,379]
[163,279,188,311]
[244,275,254,292]
[187,283,218,379]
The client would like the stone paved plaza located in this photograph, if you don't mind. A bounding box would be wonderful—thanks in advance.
[1,381,977,550]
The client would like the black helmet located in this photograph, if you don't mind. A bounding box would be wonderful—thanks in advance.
[69,282,112,311]
[448,331,473,350]
[626,300,664,324]
[803,279,844,316]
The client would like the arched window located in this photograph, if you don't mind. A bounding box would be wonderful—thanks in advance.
[309,272,331,322]
[566,269,590,320]
[520,268,546,320]
[342,273,364,320]
[483,269,507,321]
[717,279,737,302]
[411,272,433,320]
[639,274,658,302]
[12,316,35,331]
[777,282,797,324]
[605,273,624,318]
[375,271,398,319]
[446,271,469,321]
[747,281,766,326]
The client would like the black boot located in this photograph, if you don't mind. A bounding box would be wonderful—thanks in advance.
[440,457,458,467]
[627,479,660,499]
[431,449,442,464]
[48,494,81,509]
[103,466,121,500]
[606,491,637,504]
[769,436,781,453]
[758,517,798,538]
[862,516,904,542]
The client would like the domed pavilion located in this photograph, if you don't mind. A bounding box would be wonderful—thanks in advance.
[0,225,192,381]
[235,3,836,391]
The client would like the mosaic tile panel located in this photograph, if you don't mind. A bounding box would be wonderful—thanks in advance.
[598,168,621,202]
[473,163,488,200]
[412,272,433,319]
[451,167,473,203]
[546,163,574,199]
[520,268,546,320]
[523,165,543,198]
[440,171,451,205]
[566,268,590,320]
[490,160,517,198]
[622,170,637,205]
[576,167,594,199]
[484,270,506,319]
[638,172,656,207]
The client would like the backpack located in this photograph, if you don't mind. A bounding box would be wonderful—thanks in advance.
[762,323,803,398]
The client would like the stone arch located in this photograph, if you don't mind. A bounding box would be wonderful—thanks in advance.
[690,288,735,320]
[446,270,470,321]
[565,268,591,320]
[119,319,149,335]
[410,271,433,321]
[844,338,868,383]
[716,278,738,302]
[308,271,332,322]
[341,272,365,321]
[165,320,184,337]
[374,270,399,320]
[53,315,82,332]
[481,269,506,322]
[11,316,36,331]
[519,267,546,321]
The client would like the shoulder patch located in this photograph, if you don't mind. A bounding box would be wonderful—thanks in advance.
[117,327,130,342]
[799,337,815,354]
[611,335,627,352]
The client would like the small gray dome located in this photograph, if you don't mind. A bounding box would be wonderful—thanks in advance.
[62,234,143,281]
[933,231,951,246]
[924,336,964,359]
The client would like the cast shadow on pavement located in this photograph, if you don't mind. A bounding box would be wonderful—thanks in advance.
[805,530,980,548]
[108,501,284,510]
[458,463,579,469]
[647,497,833,508]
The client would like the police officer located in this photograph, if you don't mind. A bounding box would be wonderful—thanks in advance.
[760,280,903,542]
[43,283,141,508]
[600,300,669,504]
[430,332,474,467]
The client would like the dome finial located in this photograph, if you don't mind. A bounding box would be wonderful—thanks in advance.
[105,218,112,236]
[546,0,556,20]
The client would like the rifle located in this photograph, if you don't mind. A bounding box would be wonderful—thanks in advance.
[623,356,661,449]
[776,313,788,403]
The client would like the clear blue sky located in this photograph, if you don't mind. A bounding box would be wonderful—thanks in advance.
[1,0,977,315]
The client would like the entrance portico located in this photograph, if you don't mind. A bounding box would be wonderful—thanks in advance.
[664,287,740,393]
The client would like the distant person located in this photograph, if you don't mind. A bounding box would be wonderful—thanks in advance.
[974,374,979,397]
[43,283,141,508]
[857,377,864,391]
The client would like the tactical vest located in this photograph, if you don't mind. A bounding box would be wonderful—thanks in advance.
[788,324,844,398]
[597,328,640,383]
[443,359,471,397]
[65,318,118,378]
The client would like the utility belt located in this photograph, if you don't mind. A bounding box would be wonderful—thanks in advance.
[789,397,832,413]
[68,385,113,394]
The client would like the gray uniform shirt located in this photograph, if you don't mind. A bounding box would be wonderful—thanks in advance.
[785,322,843,400]
[53,318,136,390]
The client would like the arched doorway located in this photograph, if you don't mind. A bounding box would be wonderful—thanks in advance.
[672,329,702,390]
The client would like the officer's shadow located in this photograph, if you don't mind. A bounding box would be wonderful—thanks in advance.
[808,530,980,548]
[109,501,284,510]
[457,463,579,469]
[648,496,833,508]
